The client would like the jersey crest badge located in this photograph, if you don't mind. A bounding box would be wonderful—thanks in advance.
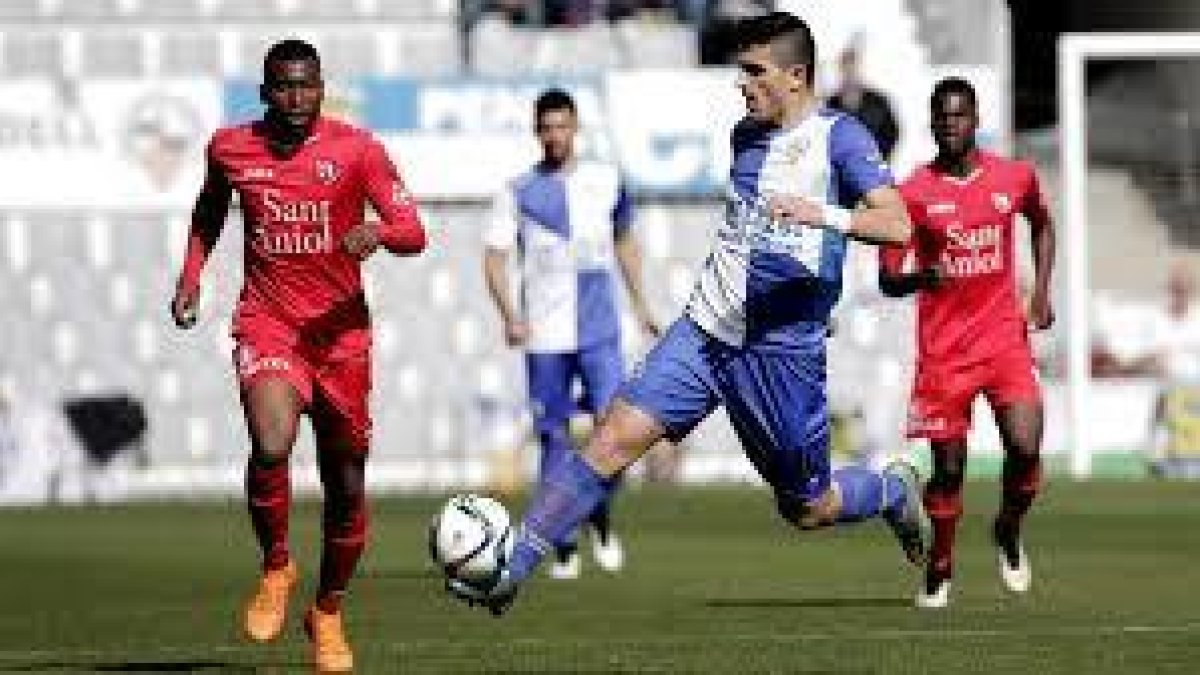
[991,192,1012,214]
[781,137,810,165]
[315,159,340,185]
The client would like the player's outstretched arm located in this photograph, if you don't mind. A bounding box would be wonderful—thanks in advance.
[171,149,232,329]
[843,185,912,246]
[359,138,427,257]
[766,185,911,246]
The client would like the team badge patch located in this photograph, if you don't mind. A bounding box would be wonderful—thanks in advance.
[992,192,1012,214]
[782,137,810,164]
[315,159,340,185]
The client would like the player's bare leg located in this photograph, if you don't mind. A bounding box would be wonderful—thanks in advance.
[304,401,367,673]
[917,438,967,609]
[992,401,1043,594]
[240,378,303,642]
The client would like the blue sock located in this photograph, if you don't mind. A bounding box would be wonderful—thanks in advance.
[832,465,906,523]
[507,453,614,584]
[537,425,574,479]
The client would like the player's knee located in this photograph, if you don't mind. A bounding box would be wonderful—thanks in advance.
[250,417,298,463]
[251,437,293,466]
[582,425,636,477]
[776,492,836,531]
[931,455,966,490]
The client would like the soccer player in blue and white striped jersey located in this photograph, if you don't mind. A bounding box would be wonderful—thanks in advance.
[483,89,660,580]
[457,12,930,614]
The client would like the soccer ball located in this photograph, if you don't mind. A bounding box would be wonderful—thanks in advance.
[428,494,514,588]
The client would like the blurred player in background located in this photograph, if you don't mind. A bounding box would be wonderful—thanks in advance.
[170,39,426,671]
[483,88,660,580]
[879,76,1055,609]
[454,11,929,615]
[826,36,899,162]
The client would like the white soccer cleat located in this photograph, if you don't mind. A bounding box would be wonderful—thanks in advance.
[997,543,1031,594]
[915,578,951,609]
[591,531,625,573]
[548,550,580,580]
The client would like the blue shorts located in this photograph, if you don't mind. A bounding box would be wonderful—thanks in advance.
[619,317,831,506]
[525,339,625,436]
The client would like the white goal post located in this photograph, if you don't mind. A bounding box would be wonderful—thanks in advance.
[1058,33,1200,478]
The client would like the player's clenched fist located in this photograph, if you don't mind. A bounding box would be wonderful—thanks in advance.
[170,285,199,329]
[342,221,381,260]
[1028,290,1054,330]
[766,193,823,225]
[503,319,530,347]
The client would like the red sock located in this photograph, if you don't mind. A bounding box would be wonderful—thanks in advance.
[316,494,368,613]
[998,454,1042,530]
[924,487,963,579]
[246,460,291,572]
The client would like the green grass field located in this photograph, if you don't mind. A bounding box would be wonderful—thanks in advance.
[1,481,1197,673]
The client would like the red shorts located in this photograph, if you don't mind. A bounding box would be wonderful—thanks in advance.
[906,343,1040,441]
[233,328,372,453]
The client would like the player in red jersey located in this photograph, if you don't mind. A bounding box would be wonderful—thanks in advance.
[879,77,1055,609]
[169,40,426,671]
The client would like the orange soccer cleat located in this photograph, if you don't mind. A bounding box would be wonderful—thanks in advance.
[242,560,297,643]
[304,605,354,673]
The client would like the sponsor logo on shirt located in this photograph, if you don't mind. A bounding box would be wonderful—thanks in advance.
[927,202,956,215]
[256,188,332,255]
[941,222,1003,277]
[719,192,819,256]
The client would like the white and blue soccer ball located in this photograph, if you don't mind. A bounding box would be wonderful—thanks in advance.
[428,494,514,587]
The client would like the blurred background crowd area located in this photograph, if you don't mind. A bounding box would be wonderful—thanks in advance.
[4,0,1200,504]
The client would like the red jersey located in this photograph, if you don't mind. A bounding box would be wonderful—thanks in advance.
[882,151,1049,367]
[182,117,425,354]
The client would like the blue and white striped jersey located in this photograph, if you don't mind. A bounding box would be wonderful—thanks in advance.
[686,109,893,351]
[484,161,633,353]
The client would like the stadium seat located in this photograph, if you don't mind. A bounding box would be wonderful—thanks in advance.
[389,22,462,75]
[296,0,369,19]
[1,32,63,77]
[375,0,456,20]
[161,33,222,75]
[0,0,45,20]
[59,0,126,20]
[139,0,210,20]
[317,33,379,79]
[212,0,283,20]
[81,33,145,77]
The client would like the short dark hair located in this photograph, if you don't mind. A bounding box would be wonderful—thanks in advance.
[534,88,576,122]
[931,76,977,110]
[733,11,816,85]
[264,39,321,74]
